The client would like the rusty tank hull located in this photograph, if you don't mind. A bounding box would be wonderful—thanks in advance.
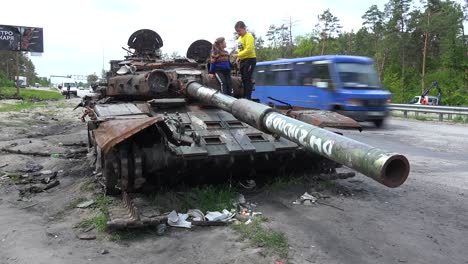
[81,29,409,195]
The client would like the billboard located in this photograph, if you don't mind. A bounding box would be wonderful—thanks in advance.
[0,25,43,52]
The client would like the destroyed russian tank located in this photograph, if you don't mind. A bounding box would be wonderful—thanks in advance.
[81,29,410,198]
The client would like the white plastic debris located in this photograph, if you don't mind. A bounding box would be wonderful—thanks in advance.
[245,219,252,225]
[238,194,246,205]
[293,192,317,205]
[205,209,236,222]
[187,209,205,221]
[205,211,228,221]
[167,210,192,228]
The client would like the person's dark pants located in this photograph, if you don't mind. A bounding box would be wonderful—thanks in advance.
[65,91,70,99]
[239,58,256,99]
[215,70,232,96]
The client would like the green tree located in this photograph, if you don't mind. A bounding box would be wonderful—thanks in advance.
[87,73,98,85]
[316,9,342,55]
[362,4,385,79]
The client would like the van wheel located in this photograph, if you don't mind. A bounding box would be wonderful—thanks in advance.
[373,119,384,128]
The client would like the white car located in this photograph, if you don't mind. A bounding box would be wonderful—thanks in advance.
[60,82,78,96]
[409,95,439,105]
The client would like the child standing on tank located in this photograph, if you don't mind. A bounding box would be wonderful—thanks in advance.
[232,21,256,100]
[208,37,232,96]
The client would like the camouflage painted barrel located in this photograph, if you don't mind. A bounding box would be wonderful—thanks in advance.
[186,81,409,188]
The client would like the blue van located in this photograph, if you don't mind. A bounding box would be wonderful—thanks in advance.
[252,55,391,127]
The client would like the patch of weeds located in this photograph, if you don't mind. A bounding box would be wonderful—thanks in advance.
[76,218,94,229]
[415,115,429,121]
[93,212,108,232]
[318,179,336,190]
[391,113,404,118]
[96,194,112,214]
[7,174,20,183]
[55,102,67,109]
[267,176,303,192]
[66,197,88,210]
[80,177,96,192]
[151,185,237,213]
[453,116,468,123]
[232,218,288,259]
[0,101,37,112]
[181,185,237,212]
[0,86,62,100]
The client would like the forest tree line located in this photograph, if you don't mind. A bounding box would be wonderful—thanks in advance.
[248,0,466,105]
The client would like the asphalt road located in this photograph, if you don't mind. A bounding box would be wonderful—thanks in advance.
[258,117,468,263]
[1,103,467,264]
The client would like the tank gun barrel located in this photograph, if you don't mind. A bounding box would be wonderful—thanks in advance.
[185,81,409,188]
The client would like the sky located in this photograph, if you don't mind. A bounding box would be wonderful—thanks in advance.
[2,0,466,80]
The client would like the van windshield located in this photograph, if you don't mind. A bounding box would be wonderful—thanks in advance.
[63,82,76,87]
[336,63,381,89]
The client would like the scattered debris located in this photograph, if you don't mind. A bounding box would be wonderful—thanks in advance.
[316,201,344,211]
[76,200,95,208]
[19,185,44,196]
[100,249,109,255]
[18,162,43,173]
[293,192,317,205]
[0,163,8,169]
[43,180,60,191]
[156,223,167,235]
[20,203,38,209]
[77,233,96,240]
[2,148,52,157]
[187,209,205,221]
[167,210,192,228]
[239,179,256,189]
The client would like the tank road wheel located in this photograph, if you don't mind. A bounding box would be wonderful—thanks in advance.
[102,143,146,195]
[103,150,120,195]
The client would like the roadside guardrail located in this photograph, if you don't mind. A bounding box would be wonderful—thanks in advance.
[388,104,468,121]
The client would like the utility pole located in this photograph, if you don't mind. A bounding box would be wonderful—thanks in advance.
[15,52,20,96]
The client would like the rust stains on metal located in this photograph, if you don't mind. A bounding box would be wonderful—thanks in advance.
[94,116,164,154]
[284,109,362,130]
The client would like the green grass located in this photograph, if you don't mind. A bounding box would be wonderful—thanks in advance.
[267,175,303,192]
[453,116,468,123]
[75,194,112,232]
[318,179,336,190]
[76,218,95,229]
[75,213,108,232]
[0,86,63,112]
[0,86,62,100]
[232,218,289,259]
[66,197,88,210]
[152,185,238,213]
[415,115,429,121]
[6,174,21,183]
[93,212,109,232]
[0,101,49,112]
[80,178,96,192]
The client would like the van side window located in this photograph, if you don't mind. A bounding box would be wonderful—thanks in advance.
[297,61,332,87]
[254,66,266,85]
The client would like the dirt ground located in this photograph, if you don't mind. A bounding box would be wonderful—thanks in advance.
[1,98,467,264]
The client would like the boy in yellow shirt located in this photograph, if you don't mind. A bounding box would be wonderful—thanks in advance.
[232,21,256,100]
